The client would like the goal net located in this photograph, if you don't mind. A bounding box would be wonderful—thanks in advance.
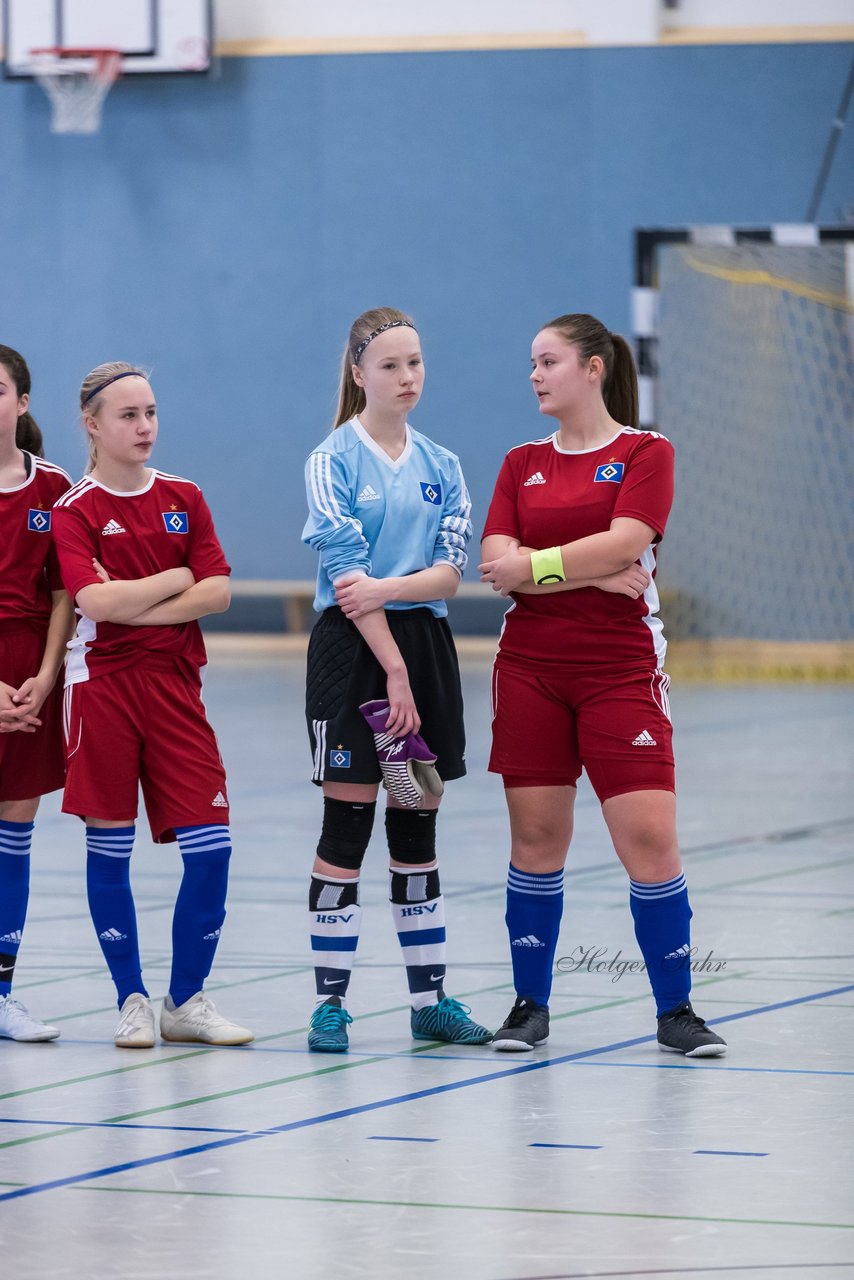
[634,228,854,677]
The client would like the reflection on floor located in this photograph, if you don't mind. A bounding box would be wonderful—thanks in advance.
[1,651,852,1279]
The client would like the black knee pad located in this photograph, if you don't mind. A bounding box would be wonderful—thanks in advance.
[385,806,437,865]
[316,798,376,871]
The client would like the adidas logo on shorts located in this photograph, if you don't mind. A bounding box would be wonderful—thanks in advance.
[211,791,228,807]
[101,519,126,535]
[523,472,546,486]
[632,729,657,747]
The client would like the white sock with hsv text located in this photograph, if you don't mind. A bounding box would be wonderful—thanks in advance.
[389,863,446,1011]
[309,874,362,1005]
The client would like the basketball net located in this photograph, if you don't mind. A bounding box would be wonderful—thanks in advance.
[30,48,122,134]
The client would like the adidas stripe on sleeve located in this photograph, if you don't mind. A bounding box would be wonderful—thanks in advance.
[302,448,372,587]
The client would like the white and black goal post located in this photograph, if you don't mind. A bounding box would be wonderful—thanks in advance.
[632,225,854,681]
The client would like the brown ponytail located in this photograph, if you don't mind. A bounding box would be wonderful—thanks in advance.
[0,344,45,458]
[541,314,639,428]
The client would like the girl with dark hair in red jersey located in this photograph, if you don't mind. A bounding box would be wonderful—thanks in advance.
[0,344,72,1042]
[479,314,726,1059]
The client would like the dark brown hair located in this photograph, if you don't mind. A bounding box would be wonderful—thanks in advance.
[541,313,639,427]
[333,307,418,429]
[0,344,44,457]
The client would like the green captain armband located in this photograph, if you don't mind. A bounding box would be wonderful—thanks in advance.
[530,545,566,585]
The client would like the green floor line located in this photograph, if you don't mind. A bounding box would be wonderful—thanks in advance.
[0,1048,214,1106]
[64,1184,854,1231]
[13,965,131,994]
[0,973,736,1149]
[0,978,514,1128]
[706,853,854,893]
[45,963,318,1024]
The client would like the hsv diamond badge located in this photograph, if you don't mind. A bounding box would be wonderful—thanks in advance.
[594,462,624,484]
[420,482,442,505]
[162,511,189,534]
[27,508,51,532]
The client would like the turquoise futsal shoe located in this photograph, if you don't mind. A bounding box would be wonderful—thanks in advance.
[410,995,492,1045]
[307,995,353,1053]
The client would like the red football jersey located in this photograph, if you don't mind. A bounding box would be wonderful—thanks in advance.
[482,428,674,667]
[0,454,72,630]
[52,470,230,683]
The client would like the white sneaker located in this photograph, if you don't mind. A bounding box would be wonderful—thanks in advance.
[160,992,254,1045]
[0,994,60,1042]
[115,993,156,1048]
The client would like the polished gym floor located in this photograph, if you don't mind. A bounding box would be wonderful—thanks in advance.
[1,643,852,1279]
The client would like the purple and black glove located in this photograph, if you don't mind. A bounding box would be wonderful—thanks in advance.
[359,699,444,808]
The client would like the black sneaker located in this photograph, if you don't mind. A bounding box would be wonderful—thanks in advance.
[492,997,549,1052]
[657,1002,727,1057]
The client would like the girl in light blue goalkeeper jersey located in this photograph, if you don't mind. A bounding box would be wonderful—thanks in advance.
[300,306,492,1053]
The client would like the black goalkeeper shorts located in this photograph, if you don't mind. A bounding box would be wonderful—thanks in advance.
[305,606,466,786]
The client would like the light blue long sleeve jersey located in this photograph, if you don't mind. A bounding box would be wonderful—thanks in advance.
[302,417,473,617]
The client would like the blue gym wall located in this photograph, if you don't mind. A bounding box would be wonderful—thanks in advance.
[1,43,852,580]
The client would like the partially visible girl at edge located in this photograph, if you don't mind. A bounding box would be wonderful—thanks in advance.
[51,363,253,1049]
[479,313,726,1058]
[0,345,72,1042]
[301,307,491,1052]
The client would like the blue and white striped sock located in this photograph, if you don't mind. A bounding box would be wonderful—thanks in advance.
[0,820,34,996]
[169,824,232,1008]
[309,873,362,1005]
[629,872,693,1016]
[86,825,145,1008]
[506,864,565,1006]
[390,863,446,1011]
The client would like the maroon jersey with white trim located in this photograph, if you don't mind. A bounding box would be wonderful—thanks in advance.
[52,470,230,683]
[482,428,674,667]
[0,454,72,630]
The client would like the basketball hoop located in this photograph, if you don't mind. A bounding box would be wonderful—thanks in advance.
[29,47,122,135]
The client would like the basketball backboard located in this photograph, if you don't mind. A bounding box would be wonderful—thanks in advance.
[2,0,212,77]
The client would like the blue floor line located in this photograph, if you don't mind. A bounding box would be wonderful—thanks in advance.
[1,980,851,1206]
[529,1142,602,1150]
[694,1149,769,1157]
[0,1117,248,1136]
[367,1135,438,1143]
[577,1061,854,1077]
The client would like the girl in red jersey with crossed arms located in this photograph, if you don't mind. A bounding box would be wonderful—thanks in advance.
[51,362,253,1049]
[0,345,72,1042]
[479,314,726,1058]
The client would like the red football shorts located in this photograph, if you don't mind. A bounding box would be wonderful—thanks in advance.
[0,627,65,802]
[62,661,229,842]
[489,656,675,802]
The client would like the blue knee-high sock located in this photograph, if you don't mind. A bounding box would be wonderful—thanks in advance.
[505,864,564,1007]
[0,820,34,996]
[169,825,231,1008]
[629,873,693,1016]
[86,826,145,1008]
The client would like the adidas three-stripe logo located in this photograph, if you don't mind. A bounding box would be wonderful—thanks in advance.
[523,472,546,486]
[632,729,657,747]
